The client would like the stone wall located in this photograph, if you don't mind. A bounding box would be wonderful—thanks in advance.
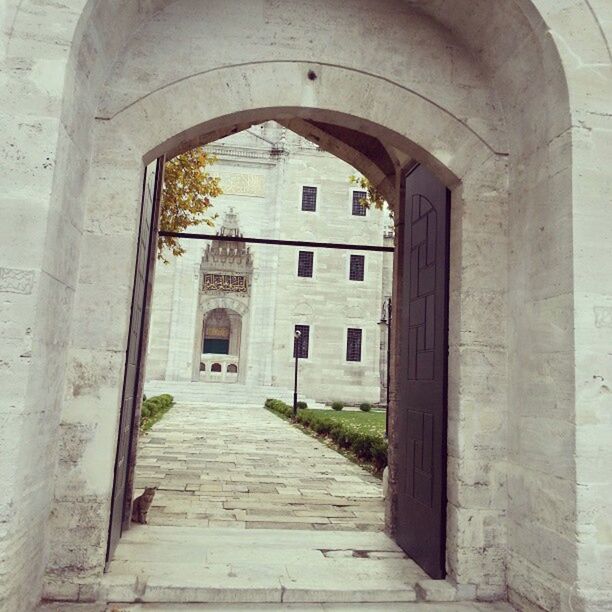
[1,1,90,608]
[269,135,388,403]
[0,1,609,610]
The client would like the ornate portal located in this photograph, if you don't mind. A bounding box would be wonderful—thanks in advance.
[200,208,253,296]
[203,273,247,293]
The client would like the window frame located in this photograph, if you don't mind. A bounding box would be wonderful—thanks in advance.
[296,249,315,279]
[293,324,311,360]
[345,327,364,363]
[345,251,368,283]
[349,188,368,218]
[300,184,320,213]
[348,253,366,282]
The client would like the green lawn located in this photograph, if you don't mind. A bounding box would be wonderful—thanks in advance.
[265,399,388,472]
[300,409,386,439]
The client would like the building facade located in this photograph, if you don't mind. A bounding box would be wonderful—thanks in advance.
[147,123,394,404]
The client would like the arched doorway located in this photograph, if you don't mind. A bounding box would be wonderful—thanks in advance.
[203,308,233,355]
[104,117,457,583]
[49,11,511,601]
[200,307,243,382]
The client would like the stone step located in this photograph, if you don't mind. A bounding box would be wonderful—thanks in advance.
[41,602,514,611]
[103,526,436,604]
[144,381,322,408]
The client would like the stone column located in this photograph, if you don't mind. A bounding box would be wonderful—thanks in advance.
[164,242,201,380]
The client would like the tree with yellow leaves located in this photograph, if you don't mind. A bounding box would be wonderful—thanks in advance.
[349,174,387,212]
[158,147,222,262]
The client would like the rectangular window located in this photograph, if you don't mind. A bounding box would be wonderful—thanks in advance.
[301,186,317,211]
[297,251,314,277]
[352,190,367,216]
[349,254,365,281]
[346,328,362,362]
[294,325,310,358]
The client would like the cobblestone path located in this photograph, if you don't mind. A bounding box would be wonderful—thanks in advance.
[134,402,384,531]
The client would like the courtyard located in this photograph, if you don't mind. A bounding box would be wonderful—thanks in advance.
[106,401,421,603]
[132,402,385,531]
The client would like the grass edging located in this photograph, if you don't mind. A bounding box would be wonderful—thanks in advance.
[264,398,387,473]
[139,393,174,433]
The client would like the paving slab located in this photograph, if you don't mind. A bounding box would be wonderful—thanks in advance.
[133,403,384,530]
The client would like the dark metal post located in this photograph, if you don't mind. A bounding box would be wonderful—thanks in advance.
[379,297,392,438]
[385,298,392,437]
[293,330,301,417]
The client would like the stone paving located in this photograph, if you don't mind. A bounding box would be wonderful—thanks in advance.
[134,402,384,531]
[100,404,517,607]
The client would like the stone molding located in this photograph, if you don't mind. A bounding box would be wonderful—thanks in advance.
[0,267,35,294]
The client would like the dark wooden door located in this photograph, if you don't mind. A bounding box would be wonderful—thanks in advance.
[106,157,164,563]
[395,163,450,578]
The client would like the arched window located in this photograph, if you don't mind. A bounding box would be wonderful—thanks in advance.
[211,363,222,372]
[203,308,231,354]
[199,362,206,371]
[227,363,238,373]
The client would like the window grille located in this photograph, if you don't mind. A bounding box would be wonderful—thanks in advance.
[349,254,365,281]
[352,190,367,216]
[297,251,314,277]
[293,324,310,358]
[346,328,362,362]
[301,186,317,211]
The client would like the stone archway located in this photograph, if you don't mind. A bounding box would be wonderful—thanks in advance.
[51,92,505,600]
[2,1,610,610]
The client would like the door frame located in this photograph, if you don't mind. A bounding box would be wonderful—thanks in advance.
[106,156,165,565]
[105,158,452,578]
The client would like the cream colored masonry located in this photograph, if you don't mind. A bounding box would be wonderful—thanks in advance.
[146,122,393,404]
[0,1,610,611]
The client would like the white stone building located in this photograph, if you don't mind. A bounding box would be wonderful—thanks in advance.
[146,123,394,404]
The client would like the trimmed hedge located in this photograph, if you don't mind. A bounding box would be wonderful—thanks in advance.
[359,402,372,412]
[264,399,387,472]
[140,393,174,433]
[331,401,344,411]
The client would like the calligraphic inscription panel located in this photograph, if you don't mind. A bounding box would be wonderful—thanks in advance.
[204,273,247,293]
[219,173,265,197]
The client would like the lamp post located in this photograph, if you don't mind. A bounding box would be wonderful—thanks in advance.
[293,329,302,417]
[378,297,392,437]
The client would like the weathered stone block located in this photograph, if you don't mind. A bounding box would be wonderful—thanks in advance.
[416,579,458,601]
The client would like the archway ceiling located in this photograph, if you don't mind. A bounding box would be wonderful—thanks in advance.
[277,118,402,202]
[167,117,403,204]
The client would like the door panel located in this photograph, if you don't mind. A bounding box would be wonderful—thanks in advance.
[395,163,450,578]
[106,157,164,563]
